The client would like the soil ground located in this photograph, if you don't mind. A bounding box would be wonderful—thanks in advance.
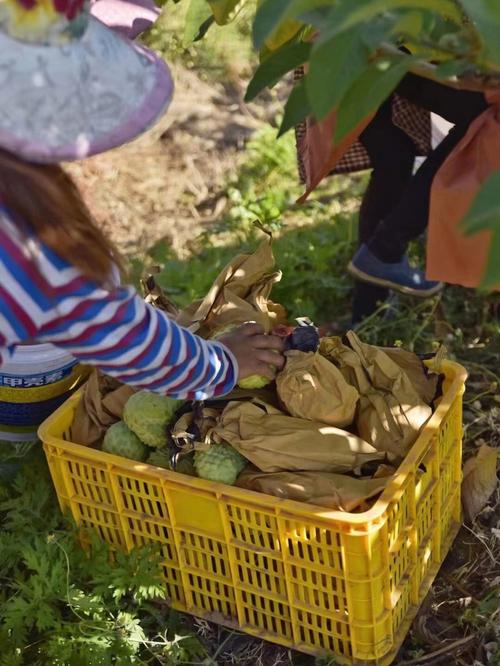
[67,64,277,257]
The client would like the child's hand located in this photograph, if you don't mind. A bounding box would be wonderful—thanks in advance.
[217,322,285,382]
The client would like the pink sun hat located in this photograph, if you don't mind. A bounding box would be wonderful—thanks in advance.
[0,0,173,163]
[90,0,160,39]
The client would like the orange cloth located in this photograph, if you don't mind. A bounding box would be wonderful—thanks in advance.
[296,110,373,204]
[297,90,499,288]
[426,90,500,287]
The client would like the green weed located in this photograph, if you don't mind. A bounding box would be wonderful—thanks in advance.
[143,0,256,80]
[0,447,205,665]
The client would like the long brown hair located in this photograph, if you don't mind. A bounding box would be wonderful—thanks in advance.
[0,149,120,284]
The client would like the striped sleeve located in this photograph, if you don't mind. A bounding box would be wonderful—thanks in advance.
[44,286,238,400]
[0,214,238,400]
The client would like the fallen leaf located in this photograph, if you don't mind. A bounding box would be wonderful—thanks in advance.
[462,444,499,522]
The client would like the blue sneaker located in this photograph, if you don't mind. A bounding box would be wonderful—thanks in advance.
[348,244,443,297]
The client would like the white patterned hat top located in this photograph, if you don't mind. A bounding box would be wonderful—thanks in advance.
[0,0,173,162]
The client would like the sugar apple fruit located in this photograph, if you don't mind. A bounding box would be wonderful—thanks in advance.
[146,448,196,476]
[194,444,247,485]
[123,390,180,448]
[102,421,148,462]
[238,374,271,389]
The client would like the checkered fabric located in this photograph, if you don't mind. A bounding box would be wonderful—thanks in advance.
[293,66,432,183]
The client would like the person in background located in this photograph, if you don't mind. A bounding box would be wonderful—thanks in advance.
[0,0,284,399]
[295,70,488,325]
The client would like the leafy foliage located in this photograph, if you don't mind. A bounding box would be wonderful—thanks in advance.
[462,172,500,289]
[0,447,205,664]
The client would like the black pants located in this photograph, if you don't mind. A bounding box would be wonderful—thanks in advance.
[352,73,488,324]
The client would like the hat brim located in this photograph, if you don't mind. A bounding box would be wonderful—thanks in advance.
[0,17,173,163]
[90,0,161,39]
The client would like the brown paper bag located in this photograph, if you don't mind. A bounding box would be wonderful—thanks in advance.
[276,350,359,427]
[140,267,179,316]
[320,332,432,458]
[175,236,287,337]
[211,400,385,473]
[171,406,222,450]
[379,346,440,404]
[236,468,392,512]
[69,370,135,446]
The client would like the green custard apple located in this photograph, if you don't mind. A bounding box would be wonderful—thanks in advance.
[102,421,148,462]
[194,443,247,485]
[238,374,271,389]
[123,390,180,448]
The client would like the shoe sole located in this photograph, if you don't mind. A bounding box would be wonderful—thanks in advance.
[348,262,444,298]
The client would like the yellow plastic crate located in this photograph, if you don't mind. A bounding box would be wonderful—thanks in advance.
[39,360,467,665]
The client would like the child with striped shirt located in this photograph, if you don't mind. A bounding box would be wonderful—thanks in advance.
[0,0,284,400]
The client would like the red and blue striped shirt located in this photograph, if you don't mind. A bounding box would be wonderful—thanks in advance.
[0,208,237,400]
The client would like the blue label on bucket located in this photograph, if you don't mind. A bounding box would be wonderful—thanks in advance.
[0,361,76,387]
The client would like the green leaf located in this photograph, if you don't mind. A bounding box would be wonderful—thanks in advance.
[253,0,292,49]
[246,41,311,101]
[393,9,423,37]
[461,172,500,289]
[434,58,471,79]
[334,56,411,144]
[315,0,463,43]
[278,80,311,137]
[207,0,242,24]
[459,0,500,68]
[253,0,330,49]
[461,172,500,235]
[183,0,213,45]
[482,230,500,290]
[307,27,370,120]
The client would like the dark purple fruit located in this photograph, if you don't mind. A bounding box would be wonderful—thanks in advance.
[284,325,320,353]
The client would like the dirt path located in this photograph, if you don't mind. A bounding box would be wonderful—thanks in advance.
[67,64,276,258]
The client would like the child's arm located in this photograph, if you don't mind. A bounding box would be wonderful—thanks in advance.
[41,283,239,400]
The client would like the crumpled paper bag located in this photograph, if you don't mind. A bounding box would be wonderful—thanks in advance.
[175,235,287,337]
[140,267,179,317]
[171,405,222,450]
[320,332,432,458]
[210,400,385,473]
[276,350,359,427]
[236,468,393,512]
[379,346,441,405]
[461,444,498,522]
[69,370,135,446]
